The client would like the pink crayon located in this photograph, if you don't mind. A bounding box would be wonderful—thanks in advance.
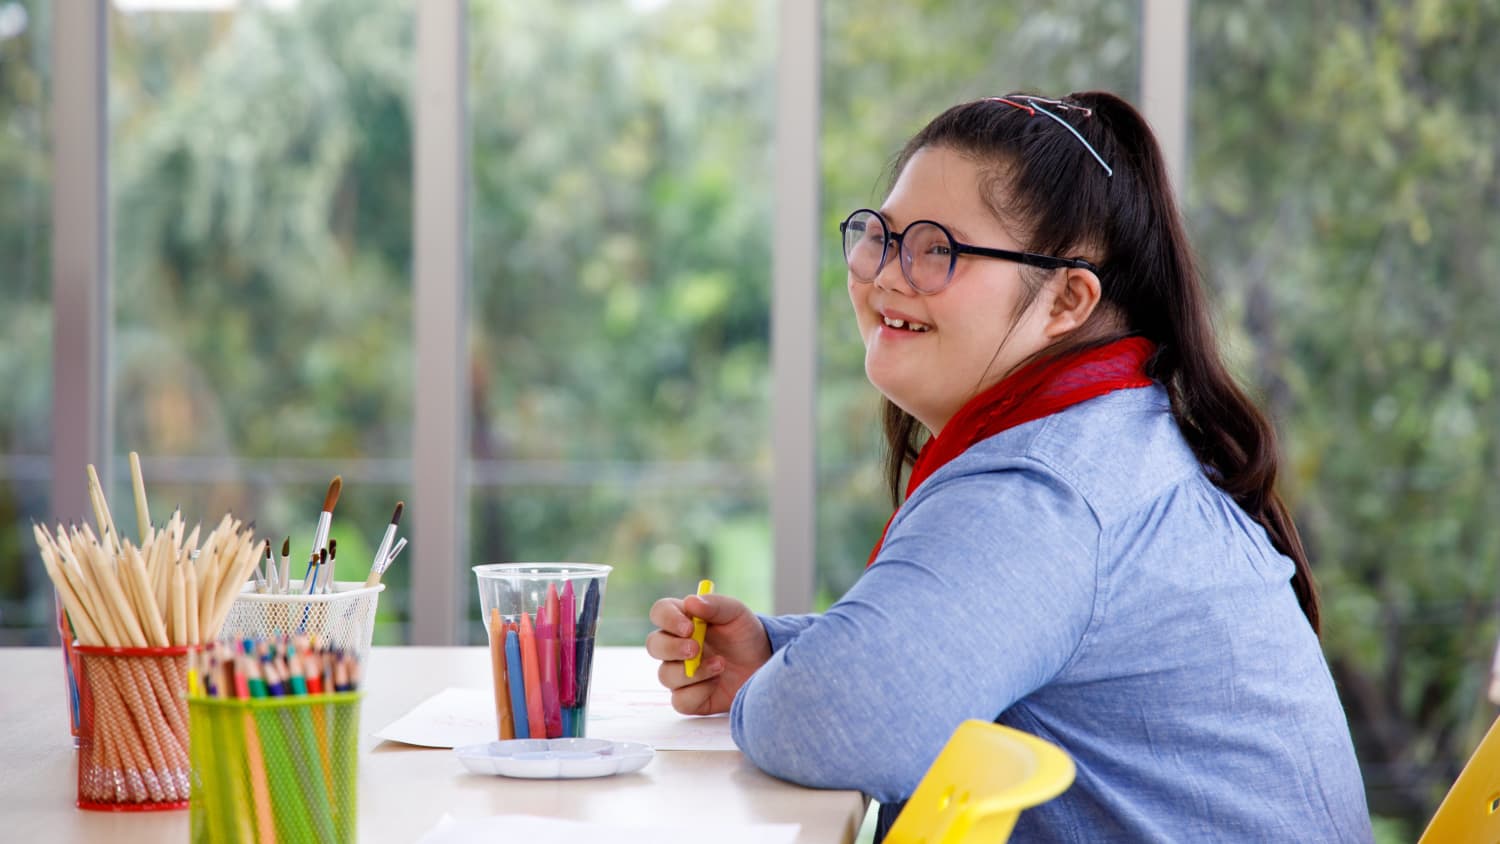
[560,580,577,706]
[538,584,563,737]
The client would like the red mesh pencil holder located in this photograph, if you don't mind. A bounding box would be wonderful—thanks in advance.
[74,644,200,811]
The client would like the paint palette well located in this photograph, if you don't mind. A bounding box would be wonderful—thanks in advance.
[454,738,655,779]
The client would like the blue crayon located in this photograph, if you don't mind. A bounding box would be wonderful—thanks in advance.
[505,629,529,739]
[574,580,600,708]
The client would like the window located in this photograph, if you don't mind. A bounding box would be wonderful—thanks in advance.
[466,0,776,644]
[0,0,50,645]
[108,0,415,642]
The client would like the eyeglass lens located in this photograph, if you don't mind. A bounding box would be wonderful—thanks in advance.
[842,210,955,294]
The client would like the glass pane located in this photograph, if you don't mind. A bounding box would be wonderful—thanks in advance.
[818,0,1142,606]
[0,0,51,645]
[470,486,767,646]
[1189,3,1500,836]
[108,0,414,642]
[467,0,775,645]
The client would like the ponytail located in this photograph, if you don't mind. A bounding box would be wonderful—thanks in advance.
[1089,93,1320,634]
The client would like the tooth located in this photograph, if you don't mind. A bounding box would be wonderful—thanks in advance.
[889,318,905,328]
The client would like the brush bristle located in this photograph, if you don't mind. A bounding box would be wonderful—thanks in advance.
[391,501,404,525]
[323,475,343,512]
[281,536,290,556]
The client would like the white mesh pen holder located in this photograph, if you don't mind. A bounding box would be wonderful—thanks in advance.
[220,582,384,663]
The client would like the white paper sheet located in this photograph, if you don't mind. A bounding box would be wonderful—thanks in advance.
[374,685,736,751]
[419,814,801,844]
[374,688,498,748]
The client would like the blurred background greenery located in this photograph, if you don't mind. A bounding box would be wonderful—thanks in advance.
[2,1,1497,837]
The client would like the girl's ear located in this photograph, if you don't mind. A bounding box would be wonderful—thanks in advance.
[1044,267,1102,338]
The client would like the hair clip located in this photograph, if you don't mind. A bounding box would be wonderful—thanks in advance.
[1015,95,1093,117]
[985,96,1035,116]
[988,94,1113,178]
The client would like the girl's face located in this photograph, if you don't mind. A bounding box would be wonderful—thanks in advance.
[849,145,1058,435]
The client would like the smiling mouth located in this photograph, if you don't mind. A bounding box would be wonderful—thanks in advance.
[882,315,931,333]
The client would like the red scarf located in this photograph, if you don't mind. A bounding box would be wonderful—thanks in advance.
[867,336,1158,567]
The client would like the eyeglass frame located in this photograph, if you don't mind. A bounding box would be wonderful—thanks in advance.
[838,208,1099,296]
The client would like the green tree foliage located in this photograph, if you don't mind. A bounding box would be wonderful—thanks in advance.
[466,0,777,637]
[110,2,413,463]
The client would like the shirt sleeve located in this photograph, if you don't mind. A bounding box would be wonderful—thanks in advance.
[758,613,821,652]
[729,459,1100,802]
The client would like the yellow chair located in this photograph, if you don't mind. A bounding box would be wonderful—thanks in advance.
[885,719,1076,844]
[1419,714,1500,843]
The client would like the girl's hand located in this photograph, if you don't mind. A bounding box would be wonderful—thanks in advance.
[646,591,772,715]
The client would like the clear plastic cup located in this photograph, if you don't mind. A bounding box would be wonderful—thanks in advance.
[473,563,611,740]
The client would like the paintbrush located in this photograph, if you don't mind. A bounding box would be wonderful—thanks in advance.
[370,537,407,586]
[308,475,342,567]
[365,501,404,587]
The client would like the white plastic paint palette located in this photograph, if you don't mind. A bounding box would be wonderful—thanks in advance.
[454,737,655,779]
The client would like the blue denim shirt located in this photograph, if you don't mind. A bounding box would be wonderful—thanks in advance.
[731,386,1371,842]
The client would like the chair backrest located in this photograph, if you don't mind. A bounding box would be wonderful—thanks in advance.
[1419,714,1500,844]
[885,719,1076,844]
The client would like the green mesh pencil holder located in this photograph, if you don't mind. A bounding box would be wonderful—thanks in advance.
[188,692,362,844]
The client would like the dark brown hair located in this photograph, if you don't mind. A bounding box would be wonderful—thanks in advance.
[880,92,1320,634]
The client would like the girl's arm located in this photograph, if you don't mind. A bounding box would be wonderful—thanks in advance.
[730,462,1099,802]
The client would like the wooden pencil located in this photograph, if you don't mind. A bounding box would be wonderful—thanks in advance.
[129,451,151,543]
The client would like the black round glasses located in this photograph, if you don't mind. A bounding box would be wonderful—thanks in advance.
[839,208,1098,296]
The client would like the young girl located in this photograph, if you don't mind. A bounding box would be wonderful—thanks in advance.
[647,92,1371,841]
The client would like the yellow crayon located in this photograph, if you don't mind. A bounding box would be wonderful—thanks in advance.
[684,579,714,678]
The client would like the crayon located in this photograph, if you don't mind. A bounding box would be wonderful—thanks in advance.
[684,579,714,678]
[538,585,563,737]
[560,581,577,706]
[575,579,600,709]
[504,629,529,738]
[489,608,514,740]
[519,612,545,739]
